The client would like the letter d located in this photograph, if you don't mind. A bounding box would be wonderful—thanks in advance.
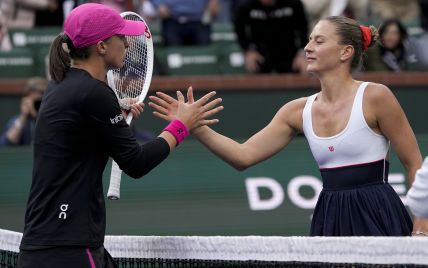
[245,177,284,210]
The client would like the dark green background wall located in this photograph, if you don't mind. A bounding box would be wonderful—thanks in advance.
[2,85,428,138]
[1,137,427,236]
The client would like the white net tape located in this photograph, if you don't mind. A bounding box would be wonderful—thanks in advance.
[1,229,428,265]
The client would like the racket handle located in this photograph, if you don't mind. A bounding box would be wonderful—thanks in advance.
[107,160,123,200]
[125,112,133,125]
[107,112,133,200]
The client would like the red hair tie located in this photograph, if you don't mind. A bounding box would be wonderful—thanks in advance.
[359,25,372,51]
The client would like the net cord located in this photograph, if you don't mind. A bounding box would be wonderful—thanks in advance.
[1,229,428,265]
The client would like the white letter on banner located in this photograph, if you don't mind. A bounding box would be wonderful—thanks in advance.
[288,176,322,209]
[245,177,284,210]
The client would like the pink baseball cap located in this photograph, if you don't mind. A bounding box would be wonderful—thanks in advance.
[64,3,146,48]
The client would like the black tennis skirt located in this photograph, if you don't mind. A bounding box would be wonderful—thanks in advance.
[310,160,412,236]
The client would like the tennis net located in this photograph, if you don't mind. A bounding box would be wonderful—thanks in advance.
[1,228,428,267]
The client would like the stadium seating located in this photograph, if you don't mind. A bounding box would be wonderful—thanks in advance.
[2,24,246,78]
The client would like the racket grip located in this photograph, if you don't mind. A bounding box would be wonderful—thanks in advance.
[107,160,123,200]
[125,112,133,125]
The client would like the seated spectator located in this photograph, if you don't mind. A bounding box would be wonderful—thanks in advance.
[152,0,219,46]
[0,77,48,146]
[365,19,426,72]
[234,0,308,73]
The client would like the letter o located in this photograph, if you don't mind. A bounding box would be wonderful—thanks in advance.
[287,176,322,209]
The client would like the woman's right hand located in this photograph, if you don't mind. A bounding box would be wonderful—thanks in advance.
[148,87,223,131]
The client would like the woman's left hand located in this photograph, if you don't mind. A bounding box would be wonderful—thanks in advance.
[121,98,144,119]
[128,102,144,119]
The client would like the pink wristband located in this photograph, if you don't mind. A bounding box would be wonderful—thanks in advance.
[163,120,189,145]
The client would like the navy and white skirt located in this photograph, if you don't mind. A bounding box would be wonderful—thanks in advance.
[310,160,412,236]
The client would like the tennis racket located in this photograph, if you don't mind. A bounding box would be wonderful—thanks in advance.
[107,12,154,200]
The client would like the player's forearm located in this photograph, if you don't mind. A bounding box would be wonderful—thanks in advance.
[402,148,422,187]
[193,126,251,170]
[122,137,170,178]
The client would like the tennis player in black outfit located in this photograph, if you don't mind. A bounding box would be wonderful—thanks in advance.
[17,3,222,268]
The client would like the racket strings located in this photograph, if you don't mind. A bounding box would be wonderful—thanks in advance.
[111,14,152,110]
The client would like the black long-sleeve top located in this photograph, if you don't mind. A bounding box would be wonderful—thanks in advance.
[20,68,170,249]
[234,0,308,62]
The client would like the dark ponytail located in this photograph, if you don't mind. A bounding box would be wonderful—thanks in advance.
[49,34,71,82]
[48,33,91,82]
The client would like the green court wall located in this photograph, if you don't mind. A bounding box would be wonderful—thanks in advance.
[1,136,427,236]
[2,85,428,137]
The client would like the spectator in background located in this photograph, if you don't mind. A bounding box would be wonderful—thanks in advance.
[0,10,12,52]
[215,0,249,23]
[152,0,219,46]
[301,0,369,31]
[368,0,421,29]
[365,19,428,72]
[35,0,65,26]
[234,0,308,74]
[91,0,134,12]
[138,0,158,22]
[420,0,428,31]
[0,0,63,29]
[0,77,48,146]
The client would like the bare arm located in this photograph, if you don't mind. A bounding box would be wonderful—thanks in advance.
[366,84,427,235]
[150,90,306,170]
[366,83,422,185]
[194,100,305,170]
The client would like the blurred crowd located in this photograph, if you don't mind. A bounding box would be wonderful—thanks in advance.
[1,1,428,147]
[1,0,428,74]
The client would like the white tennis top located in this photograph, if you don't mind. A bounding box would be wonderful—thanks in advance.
[406,156,428,218]
[302,82,390,169]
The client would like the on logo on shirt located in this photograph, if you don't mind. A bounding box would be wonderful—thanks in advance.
[110,114,124,124]
[59,204,68,220]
